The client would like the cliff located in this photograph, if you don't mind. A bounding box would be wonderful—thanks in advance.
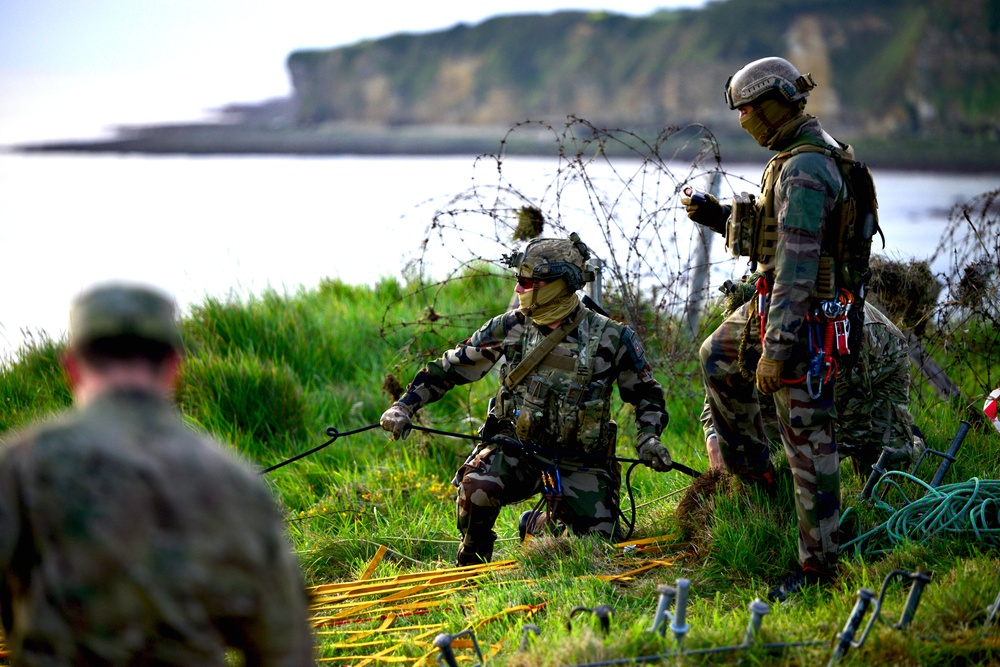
[16,0,1000,169]
[287,0,1000,143]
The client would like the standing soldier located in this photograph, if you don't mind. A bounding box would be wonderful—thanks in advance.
[683,57,874,601]
[380,235,672,565]
[701,281,924,476]
[0,283,315,665]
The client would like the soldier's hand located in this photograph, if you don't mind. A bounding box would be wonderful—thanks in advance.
[756,356,783,395]
[706,434,725,470]
[637,434,673,472]
[681,191,725,230]
[380,402,414,440]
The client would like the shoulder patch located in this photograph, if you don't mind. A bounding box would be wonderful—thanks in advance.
[620,327,647,372]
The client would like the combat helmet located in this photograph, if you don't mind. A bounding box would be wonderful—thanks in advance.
[725,57,816,110]
[505,233,595,291]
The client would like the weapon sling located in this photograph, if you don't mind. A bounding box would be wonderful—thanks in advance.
[503,308,588,391]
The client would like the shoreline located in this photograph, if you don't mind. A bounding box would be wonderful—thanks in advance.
[8,122,1000,174]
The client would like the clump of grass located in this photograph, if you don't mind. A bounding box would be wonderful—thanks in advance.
[0,332,72,433]
[521,534,616,579]
[514,205,546,241]
[178,350,307,455]
[868,256,942,335]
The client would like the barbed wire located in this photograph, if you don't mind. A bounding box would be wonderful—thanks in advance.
[376,116,1000,411]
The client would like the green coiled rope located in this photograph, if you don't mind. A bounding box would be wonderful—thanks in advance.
[842,472,1000,555]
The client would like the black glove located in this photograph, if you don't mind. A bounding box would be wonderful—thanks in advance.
[681,192,727,232]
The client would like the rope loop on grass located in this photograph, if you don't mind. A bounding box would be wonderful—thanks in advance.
[842,472,1000,554]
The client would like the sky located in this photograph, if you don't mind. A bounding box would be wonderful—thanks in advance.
[0,0,709,146]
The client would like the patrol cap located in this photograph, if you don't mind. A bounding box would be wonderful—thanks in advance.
[69,282,182,350]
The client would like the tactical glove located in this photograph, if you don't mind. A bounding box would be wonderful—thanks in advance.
[380,402,414,440]
[756,356,783,395]
[681,192,727,232]
[637,434,673,472]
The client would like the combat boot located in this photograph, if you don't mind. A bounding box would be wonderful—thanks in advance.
[743,461,779,498]
[455,529,496,567]
[518,510,550,541]
[767,565,835,602]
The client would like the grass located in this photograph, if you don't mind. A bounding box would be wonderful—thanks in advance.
[1,270,998,666]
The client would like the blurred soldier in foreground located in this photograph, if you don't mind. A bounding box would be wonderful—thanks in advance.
[701,275,924,475]
[683,57,877,601]
[380,235,671,565]
[0,283,315,665]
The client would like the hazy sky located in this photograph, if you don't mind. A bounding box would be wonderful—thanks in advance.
[0,0,709,145]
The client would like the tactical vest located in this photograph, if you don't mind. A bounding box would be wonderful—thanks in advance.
[494,309,616,456]
[726,139,877,302]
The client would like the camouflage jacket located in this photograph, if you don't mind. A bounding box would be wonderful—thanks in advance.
[762,116,847,361]
[398,305,669,453]
[0,389,315,666]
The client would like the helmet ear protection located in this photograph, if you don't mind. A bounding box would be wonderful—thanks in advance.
[725,56,815,110]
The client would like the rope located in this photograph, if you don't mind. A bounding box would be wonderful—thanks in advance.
[842,472,1000,554]
[736,307,758,382]
[262,423,702,478]
[262,422,700,545]
[259,423,381,474]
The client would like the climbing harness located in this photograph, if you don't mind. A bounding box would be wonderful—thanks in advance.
[741,273,855,398]
[780,287,855,398]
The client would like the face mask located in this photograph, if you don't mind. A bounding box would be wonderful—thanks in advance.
[517,278,578,325]
[739,98,800,148]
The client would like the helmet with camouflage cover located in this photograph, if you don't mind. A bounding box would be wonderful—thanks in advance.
[506,233,595,291]
[725,57,816,110]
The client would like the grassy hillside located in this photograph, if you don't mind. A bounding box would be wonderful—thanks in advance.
[1,266,998,665]
[4,130,1000,663]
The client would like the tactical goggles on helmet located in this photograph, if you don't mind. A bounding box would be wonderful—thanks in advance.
[516,276,537,289]
[502,233,596,292]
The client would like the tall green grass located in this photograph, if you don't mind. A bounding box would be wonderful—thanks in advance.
[1,272,997,666]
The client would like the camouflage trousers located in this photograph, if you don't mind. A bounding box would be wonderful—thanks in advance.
[701,301,840,572]
[700,306,923,478]
[453,442,619,565]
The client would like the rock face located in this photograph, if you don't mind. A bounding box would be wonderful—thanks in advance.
[286,0,1000,139]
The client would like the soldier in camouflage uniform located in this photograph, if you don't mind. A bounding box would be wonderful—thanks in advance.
[682,57,868,601]
[0,283,315,666]
[380,236,671,565]
[701,278,924,477]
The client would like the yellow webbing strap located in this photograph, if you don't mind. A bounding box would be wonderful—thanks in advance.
[596,558,678,582]
[359,545,388,581]
[306,538,679,661]
[310,560,517,607]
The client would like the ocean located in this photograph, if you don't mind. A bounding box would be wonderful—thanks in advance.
[0,150,996,359]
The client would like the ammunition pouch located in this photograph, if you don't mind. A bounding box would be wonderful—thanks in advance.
[515,375,554,442]
[725,192,758,258]
[512,375,614,456]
